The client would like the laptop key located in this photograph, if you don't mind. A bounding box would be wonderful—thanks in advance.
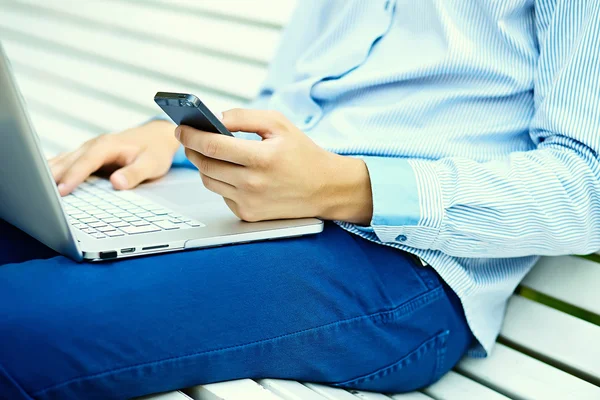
[154,221,180,230]
[121,225,160,235]
[79,217,99,224]
[113,212,131,218]
[102,217,120,223]
[122,216,141,222]
[96,226,117,232]
[110,221,130,228]
[105,230,125,237]
[131,220,151,227]
[187,221,205,227]
[151,209,170,216]
[91,233,106,239]
[145,216,166,222]
[70,213,89,219]
[135,212,154,218]
[88,221,107,228]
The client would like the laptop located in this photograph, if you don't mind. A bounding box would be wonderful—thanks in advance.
[0,44,323,261]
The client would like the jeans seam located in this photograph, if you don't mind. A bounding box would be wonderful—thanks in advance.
[0,359,35,400]
[33,286,444,397]
[432,330,450,382]
[332,330,445,387]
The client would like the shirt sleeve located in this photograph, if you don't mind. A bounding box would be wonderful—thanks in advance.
[364,2,600,257]
[172,1,332,169]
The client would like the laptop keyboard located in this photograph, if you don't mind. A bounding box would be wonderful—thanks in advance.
[62,177,205,239]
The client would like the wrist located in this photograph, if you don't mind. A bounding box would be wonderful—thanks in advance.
[318,153,373,225]
[145,119,180,154]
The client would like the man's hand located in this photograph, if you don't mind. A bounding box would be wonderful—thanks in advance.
[49,120,179,196]
[176,109,374,224]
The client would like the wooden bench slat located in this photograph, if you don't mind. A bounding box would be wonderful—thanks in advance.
[501,295,600,384]
[16,0,281,65]
[152,0,297,27]
[423,371,510,400]
[342,390,395,399]
[27,110,97,157]
[389,393,433,400]
[258,379,329,400]
[0,7,265,100]
[13,71,151,133]
[3,40,243,118]
[303,383,372,400]
[136,391,193,400]
[456,342,600,399]
[521,256,600,316]
[185,379,283,400]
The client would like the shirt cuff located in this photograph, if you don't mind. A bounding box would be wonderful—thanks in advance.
[361,156,443,249]
[171,145,196,168]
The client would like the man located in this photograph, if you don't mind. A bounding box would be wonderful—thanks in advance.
[1,1,599,399]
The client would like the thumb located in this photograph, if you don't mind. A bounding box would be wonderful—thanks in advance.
[110,151,167,190]
[221,108,288,139]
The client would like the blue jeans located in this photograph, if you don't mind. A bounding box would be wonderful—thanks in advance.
[0,220,472,400]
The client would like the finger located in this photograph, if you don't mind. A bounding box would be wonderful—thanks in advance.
[185,148,245,187]
[58,141,137,195]
[221,108,288,138]
[48,151,69,165]
[200,172,237,199]
[176,125,264,167]
[223,198,240,217]
[50,149,85,183]
[110,150,170,190]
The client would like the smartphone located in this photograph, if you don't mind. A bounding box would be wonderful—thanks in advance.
[154,92,233,136]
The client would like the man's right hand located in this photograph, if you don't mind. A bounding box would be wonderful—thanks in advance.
[49,120,180,196]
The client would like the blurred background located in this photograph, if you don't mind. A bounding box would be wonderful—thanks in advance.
[0,0,296,156]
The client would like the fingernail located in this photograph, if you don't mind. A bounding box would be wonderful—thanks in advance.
[174,126,181,140]
[112,172,128,189]
[57,183,67,195]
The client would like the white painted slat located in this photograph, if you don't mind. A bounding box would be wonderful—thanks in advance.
[0,7,266,100]
[344,390,394,399]
[27,110,97,156]
[258,379,328,400]
[423,371,510,400]
[155,0,297,27]
[13,71,151,132]
[185,379,284,400]
[303,383,364,400]
[457,342,600,400]
[15,0,280,64]
[136,391,193,400]
[2,40,243,115]
[501,295,600,382]
[522,256,600,316]
[389,393,433,400]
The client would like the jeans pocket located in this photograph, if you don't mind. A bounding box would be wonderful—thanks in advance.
[332,330,450,393]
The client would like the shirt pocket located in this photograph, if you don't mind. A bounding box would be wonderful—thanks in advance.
[332,330,450,393]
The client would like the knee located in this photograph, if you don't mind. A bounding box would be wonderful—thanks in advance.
[0,294,86,399]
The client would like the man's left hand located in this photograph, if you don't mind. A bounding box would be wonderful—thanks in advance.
[175,109,373,224]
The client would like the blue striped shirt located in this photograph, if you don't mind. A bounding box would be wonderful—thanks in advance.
[174,0,600,356]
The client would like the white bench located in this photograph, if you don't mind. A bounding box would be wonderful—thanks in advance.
[1,1,599,398]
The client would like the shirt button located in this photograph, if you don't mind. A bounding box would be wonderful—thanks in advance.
[304,115,313,124]
[395,234,407,242]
